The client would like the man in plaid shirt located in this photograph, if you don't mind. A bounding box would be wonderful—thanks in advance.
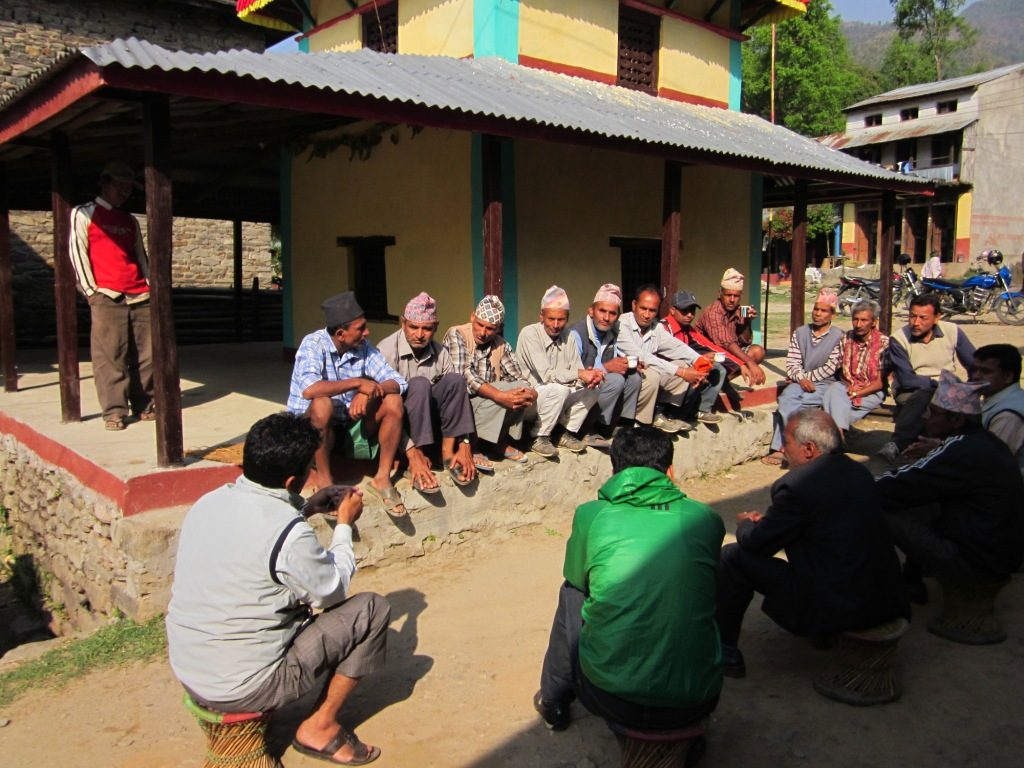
[288,292,409,516]
[443,295,537,464]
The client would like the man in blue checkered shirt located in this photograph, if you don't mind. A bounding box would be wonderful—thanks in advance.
[288,292,409,516]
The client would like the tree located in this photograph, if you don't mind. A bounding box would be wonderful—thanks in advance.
[743,0,869,137]
[891,0,977,80]
[878,35,937,90]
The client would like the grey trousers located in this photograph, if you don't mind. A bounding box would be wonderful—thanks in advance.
[88,294,153,420]
[404,373,476,448]
[595,372,642,425]
[189,592,391,714]
[471,379,529,444]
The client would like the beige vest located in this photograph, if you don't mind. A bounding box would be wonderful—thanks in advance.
[890,320,961,380]
[454,323,505,381]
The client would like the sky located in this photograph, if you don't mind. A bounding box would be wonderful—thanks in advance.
[831,0,980,24]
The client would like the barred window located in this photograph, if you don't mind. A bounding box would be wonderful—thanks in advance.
[617,6,659,94]
[363,2,398,54]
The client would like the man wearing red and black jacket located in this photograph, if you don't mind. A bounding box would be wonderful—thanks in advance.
[70,162,153,431]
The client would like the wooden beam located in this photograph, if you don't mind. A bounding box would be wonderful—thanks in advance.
[144,96,183,466]
[661,160,682,299]
[705,0,727,21]
[0,164,16,392]
[879,191,896,335]
[51,133,81,422]
[790,179,808,334]
[481,135,503,298]
[233,219,243,343]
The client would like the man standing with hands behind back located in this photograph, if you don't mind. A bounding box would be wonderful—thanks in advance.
[70,161,154,432]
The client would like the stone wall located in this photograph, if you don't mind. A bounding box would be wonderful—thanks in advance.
[2,0,276,345]
[0,409,772,632]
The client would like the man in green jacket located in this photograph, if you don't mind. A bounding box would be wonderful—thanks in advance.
[534,425,724,732]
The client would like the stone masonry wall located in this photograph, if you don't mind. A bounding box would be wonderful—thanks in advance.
[2,0,275,344]
[0,409,773,633]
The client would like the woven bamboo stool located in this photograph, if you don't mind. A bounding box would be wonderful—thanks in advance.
[183,692,280,768]
[813,617,909,706]
[606,720,706,768]
[928,577,1011,645]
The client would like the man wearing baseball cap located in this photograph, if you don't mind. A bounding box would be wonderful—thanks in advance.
[69,161,152,431]
[660,290,728,424]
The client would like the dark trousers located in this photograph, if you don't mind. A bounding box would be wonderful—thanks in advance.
[716,543,814,647]
[885,503,986,582]
[88,294,153,420]
[404,372,475,448]
[540,582,716,731]
[893,388,934,450]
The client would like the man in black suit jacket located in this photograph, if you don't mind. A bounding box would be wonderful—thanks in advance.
[716,411,909,677]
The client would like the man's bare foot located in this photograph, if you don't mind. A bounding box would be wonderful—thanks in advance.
[406,448,439,492]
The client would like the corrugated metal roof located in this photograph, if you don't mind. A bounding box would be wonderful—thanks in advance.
[3,39,929,187]
[819,113,977,150]
[846,63,1024,112]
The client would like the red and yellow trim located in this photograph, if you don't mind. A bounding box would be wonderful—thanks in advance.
[236,0,298,32]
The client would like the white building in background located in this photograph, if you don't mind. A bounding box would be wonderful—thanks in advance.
[820,62,1024,266]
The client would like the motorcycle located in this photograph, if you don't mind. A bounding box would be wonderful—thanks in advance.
[836,264,908,315]
[919,250,1024,325]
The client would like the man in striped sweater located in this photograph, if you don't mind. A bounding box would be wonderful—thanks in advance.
[69,162,153,431]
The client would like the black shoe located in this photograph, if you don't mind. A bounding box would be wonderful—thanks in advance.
[533,690,570,731]
[722,645,746,678]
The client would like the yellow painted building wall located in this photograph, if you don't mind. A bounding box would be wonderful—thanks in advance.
[289,127,474,345]
[955,190,973,259]
[308,0,474,56]
[841,203,856,253]
[679,166,753,309]
[514,141,660,325]
[518,0,619,78]
[659,17,731,105]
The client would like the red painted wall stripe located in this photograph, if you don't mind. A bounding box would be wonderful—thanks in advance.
[657,86,728,109]
[517,55,617,85]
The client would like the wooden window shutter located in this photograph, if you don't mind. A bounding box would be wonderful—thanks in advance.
[363,2,398,54]
[617,6,659,94]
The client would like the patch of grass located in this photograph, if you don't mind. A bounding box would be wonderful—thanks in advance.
[544,528,562,537]
[0,614,167,710]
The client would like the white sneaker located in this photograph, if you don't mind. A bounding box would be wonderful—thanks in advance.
[652,413,689,434]
[877,441,900,463]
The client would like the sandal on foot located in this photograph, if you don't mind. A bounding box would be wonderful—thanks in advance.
[761,451,785,467]
[444,458,474,487]
[138,404,156,421]
[365,483,408,517]
[472,453,495,475]
[406,471,441,495]
[292,726,381,766]
[502,446,529,464]
[105,417,126,431]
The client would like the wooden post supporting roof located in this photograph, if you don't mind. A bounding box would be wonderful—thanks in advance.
[233,219,243,342]
[661,161,682,300]
[481,135,503,298]
[879,191,896,335]
[0,164,16,392]
[789,180,808,334]
[51,132,81,421]
[144,96,183,466]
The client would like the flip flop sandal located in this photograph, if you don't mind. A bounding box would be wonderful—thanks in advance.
[761,452,785,467]
[365,483,408,517]
[407,472,441,495]
[292,725,381,766]
[502,446,529,464]
[105,417,126,431]
[472,453,495,474]
[138,404,156,421]
[444,458,474,487]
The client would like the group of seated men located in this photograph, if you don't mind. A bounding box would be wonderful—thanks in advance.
[286,268,766,516]
[165,367,1023,764]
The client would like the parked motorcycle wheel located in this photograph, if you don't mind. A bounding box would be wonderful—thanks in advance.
[837,286,868,316]
[994,296,1024,325]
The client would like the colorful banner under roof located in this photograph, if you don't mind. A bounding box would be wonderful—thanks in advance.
[236,0,297,32]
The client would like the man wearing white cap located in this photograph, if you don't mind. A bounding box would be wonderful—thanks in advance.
[517,286,605,458]
[762,289,844,466]
[377,293,478,491]
[568,283,643,438]
[693,268,766,386]
[443,295,537,464]
[69,161,153,431]
[877,371,1024,605]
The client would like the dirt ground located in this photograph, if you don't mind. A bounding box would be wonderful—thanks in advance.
[1,318,1022,768]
